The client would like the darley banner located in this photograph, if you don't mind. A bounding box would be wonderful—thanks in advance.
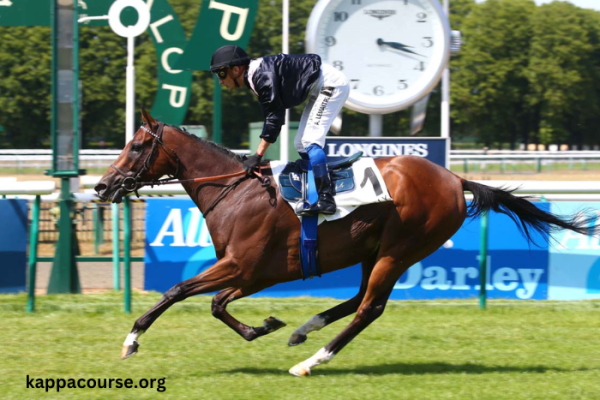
[144,199,554,300]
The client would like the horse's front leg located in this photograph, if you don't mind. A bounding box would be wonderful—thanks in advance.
[121,257,240,359]
[211,286,287,341]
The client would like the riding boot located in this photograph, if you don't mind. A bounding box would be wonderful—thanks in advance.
[298,173,337,216]
[298,144,337,217]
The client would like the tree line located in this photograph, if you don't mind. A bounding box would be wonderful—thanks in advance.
[1,0,599,150]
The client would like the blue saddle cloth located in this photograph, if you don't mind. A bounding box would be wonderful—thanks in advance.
[277,152,362,280]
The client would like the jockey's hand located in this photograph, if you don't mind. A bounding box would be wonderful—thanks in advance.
[243,153,262,173]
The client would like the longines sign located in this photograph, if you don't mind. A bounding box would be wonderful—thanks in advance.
[325,137,449,168]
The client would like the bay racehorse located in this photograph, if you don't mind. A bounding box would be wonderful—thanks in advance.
[95,109,597,376]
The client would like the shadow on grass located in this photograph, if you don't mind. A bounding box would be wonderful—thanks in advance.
[221,362,598,376]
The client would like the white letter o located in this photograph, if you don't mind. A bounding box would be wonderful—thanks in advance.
[108,0,150,38]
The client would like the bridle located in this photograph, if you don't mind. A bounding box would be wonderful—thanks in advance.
[110,122,182,196]
[110,122,270,197]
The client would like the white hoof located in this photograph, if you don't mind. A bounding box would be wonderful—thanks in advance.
[289,363,311,377]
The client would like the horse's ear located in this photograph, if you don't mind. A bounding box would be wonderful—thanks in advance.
[141,107,156,126]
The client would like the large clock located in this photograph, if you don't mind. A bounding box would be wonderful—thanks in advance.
[306,0,451,114]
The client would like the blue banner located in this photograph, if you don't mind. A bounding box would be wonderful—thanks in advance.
[0,199,28,293]
[145,199,217,292]
[547,202,600,300]
[325,137,449,168]
[145,198,364,297]
[145,198,554,300]
[392,203,550,300]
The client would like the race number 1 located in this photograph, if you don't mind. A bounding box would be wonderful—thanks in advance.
[360,167,383,196]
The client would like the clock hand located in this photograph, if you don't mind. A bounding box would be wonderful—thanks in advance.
[377,38,424,57]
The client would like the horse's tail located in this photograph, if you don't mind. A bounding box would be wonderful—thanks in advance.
[462,180,598,243]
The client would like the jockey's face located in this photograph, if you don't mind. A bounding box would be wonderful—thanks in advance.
[218,66,242,91]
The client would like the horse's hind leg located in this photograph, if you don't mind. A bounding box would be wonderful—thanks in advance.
[288,254,375,346]
[289,226,448,376]
[288,264,396,377]
[121,258,241,359]
[211,286,287,341]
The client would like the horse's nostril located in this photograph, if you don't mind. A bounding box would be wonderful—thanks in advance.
[94,183,107,193]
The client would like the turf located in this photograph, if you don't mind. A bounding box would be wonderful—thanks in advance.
[1,292,600,400]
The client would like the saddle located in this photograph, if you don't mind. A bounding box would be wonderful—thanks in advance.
[278,152,362,202]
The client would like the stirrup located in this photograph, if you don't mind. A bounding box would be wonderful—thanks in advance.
[296,199,336,216]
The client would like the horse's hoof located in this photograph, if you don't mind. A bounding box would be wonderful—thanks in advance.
[289,363,311,377]
[120,341,139,360]
[263,316,286,333]
[288,333,307,346]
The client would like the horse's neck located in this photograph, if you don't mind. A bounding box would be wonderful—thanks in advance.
[175,135,244,216]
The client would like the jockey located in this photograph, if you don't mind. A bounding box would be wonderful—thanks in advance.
[210,45,350,217]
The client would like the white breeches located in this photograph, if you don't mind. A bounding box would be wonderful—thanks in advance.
[294,64,350,153]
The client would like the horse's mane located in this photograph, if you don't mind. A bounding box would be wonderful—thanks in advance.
[165,123,243,163]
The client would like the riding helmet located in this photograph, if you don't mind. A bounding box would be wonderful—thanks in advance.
[210,45,250,72]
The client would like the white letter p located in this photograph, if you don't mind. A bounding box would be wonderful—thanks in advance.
[209,0,248,41]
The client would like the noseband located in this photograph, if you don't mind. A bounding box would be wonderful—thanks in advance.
[110,122,181,196]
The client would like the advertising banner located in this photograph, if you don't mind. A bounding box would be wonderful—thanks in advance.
[325,137,449,168]
[145,198,555,300]
[0,199,28,293]
[392,204,550,300]
[548,202,600,300]
[145,198,364,297]
[145,199,217,292]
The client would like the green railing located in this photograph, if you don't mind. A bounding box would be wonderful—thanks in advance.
[0,181,140,313]
[34,198,141,313]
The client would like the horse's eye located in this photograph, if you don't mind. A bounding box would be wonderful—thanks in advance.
[131,143,142,152]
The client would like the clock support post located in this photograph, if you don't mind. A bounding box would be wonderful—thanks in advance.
[441,0,450,139]
[369,114,383,137]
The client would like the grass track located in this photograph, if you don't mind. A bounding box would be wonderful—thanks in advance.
[2,292,600,400]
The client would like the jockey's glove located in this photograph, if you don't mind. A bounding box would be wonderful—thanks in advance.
[243,153,262,173]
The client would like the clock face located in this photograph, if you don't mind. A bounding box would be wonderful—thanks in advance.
[306,0,450,114]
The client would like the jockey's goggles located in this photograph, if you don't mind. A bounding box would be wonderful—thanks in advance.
[214,68,228,80]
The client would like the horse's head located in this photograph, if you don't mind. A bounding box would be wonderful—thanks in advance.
[95,108,180,203]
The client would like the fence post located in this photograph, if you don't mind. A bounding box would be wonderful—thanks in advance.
[536,158,542,173]
[94,204,105,254]
[112,202,120,291]
[93,204,99,254]
[27,196,41,313]
[124,196,132,314]
[479,211,489,310]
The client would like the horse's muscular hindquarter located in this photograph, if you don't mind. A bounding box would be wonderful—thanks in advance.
[379,156,467,247]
